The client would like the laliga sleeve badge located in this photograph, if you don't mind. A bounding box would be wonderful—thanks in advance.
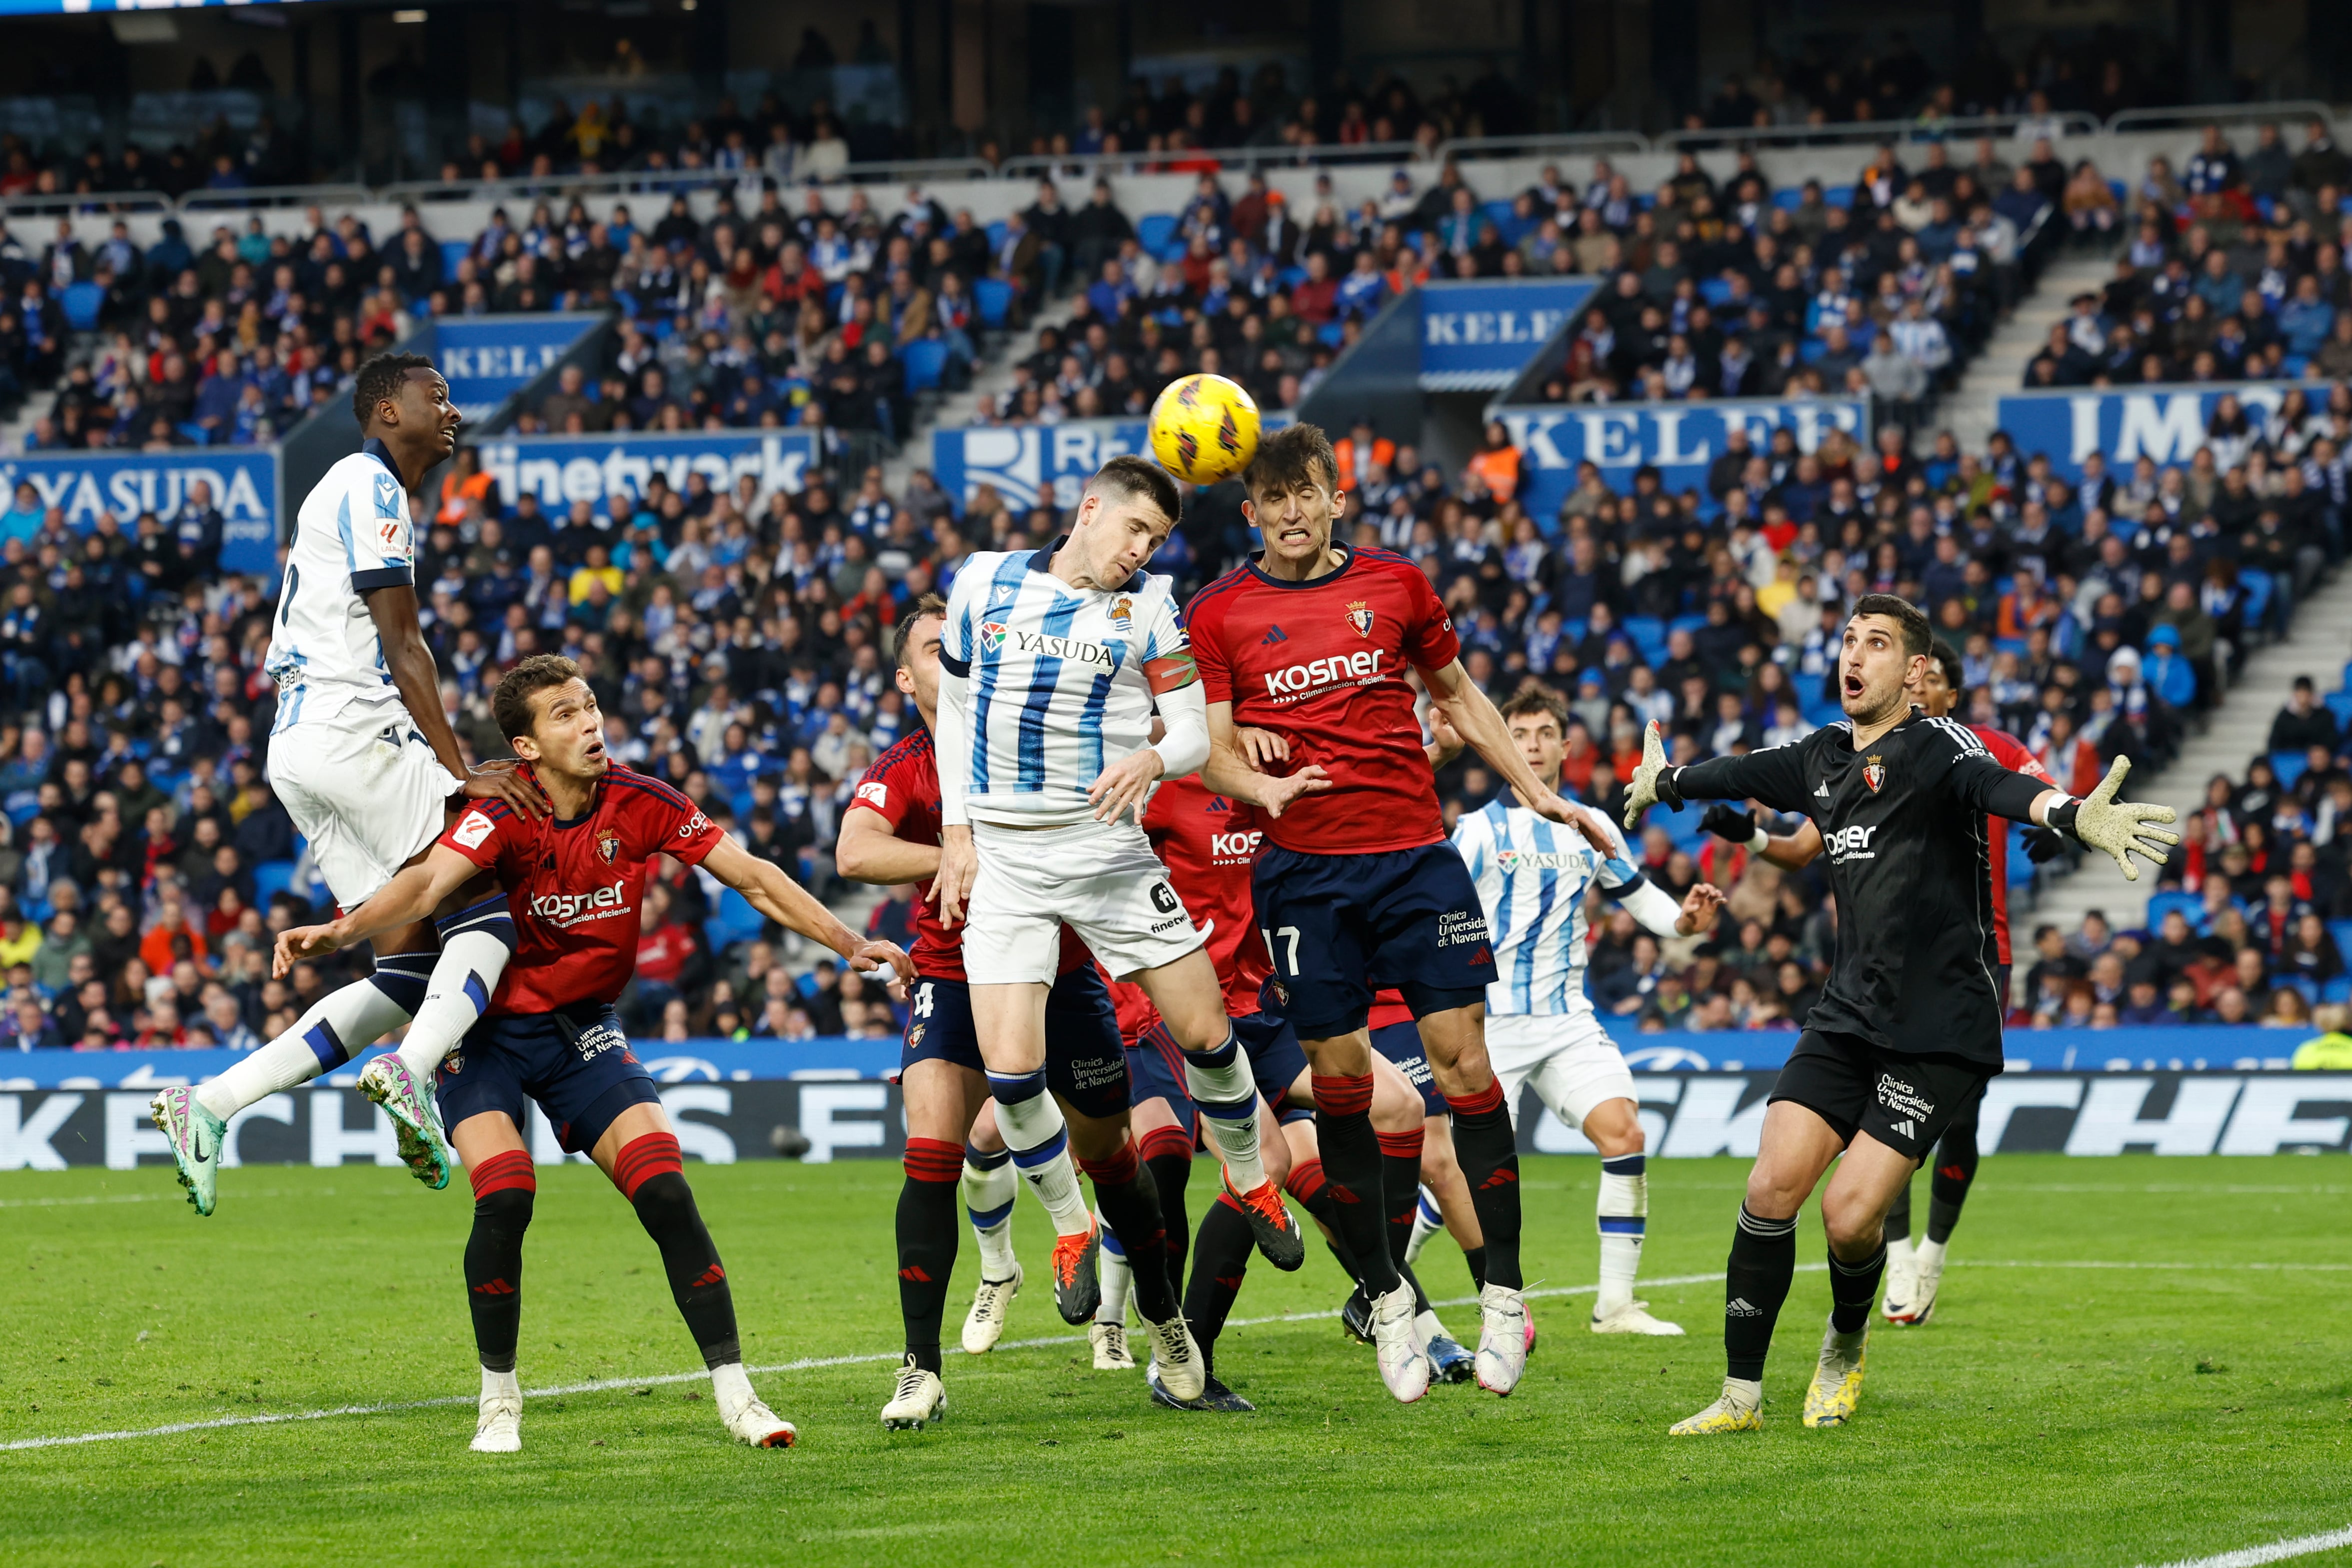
[1862,754,1886,793]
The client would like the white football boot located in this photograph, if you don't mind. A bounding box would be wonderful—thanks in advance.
[961,1264,1021,1354]
[470,1369,522,1453]
[880,1356,946,1430]
[1369,1280,1431,1403]
[1475,1283,1531,1395]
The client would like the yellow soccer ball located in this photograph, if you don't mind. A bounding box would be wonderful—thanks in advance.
[1148,372,1261,486]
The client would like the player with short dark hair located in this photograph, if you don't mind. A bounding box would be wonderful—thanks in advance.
[276,653,909,1453]
[1699,637,2059,1325]
[1184,420,1616,1400]
[838,595,1192,1428]
[1622,594,2176,1434]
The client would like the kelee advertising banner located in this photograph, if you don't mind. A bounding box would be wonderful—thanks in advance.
[1496,396,1870,521]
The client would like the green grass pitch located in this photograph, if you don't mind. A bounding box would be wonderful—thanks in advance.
[3,1154,2348,1568]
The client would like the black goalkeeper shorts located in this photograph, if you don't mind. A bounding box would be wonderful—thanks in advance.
[1768,1028,1994,1163]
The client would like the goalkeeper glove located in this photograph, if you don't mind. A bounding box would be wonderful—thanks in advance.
[2020,824,2068,864]
[1619,722,1683,832]
[1701,803,1763,849]
[2043,756,2180,882]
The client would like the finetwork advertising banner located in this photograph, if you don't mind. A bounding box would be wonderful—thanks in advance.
[1497,396,1870,521]
[4,1074,2345,1167]
[471,431,820,517]
[1993,382,2301,479]
[0,448,278,575]
[1417,278,1598,391]
[432,313,603,420]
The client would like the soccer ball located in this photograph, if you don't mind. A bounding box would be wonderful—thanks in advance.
[1148,372,1261,486]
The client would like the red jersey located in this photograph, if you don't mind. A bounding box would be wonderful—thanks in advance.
[1184,546,1461,855]
[849,728,1087,983]
[1968,722,2049,966]
[440,764,720,1017]
[1103,776,1269,1042]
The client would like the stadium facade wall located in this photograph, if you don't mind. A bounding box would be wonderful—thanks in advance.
[4,1073,2345,1168]
[1995,380,2314,481]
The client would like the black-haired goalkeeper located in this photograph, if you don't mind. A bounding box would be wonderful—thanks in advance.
[1619,594,2177,1436]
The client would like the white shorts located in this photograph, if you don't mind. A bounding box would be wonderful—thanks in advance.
[1486,1011,1637,1134]
[963,816,1208,984]
[267,717,461,909]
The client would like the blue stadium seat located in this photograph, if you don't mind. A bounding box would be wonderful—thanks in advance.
[1825,184,1855,207]
[2144,889,2203,933]
[2239,570,2273,629]
[1800,695,1845,729]
[2007,822,2037,886]
[2325,691,2352,728]
[1667,613,1707,641]
[253,860,299,906]
[440,238,471,279]
[708,888,765,950]
[1137,213,1177,253]
[62,280,104,331]
[1277,265,1307,289]
[900,337,949,392]
[1316,322,1344,346]
[2271,750,2310,789]
[1700,277,1735,306]
[1621,615,1667,664]
[2332,921,2352,969]
[973,277,1012,326]
[2327,977,2352,1004]
[985,220,1008,252]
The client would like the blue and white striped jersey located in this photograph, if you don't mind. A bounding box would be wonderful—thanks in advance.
[938,541,1189,826]
[263,438,417,735]
[1451,798,1641,1018]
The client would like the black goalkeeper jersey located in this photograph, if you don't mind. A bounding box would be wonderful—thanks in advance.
[1667,712,2052,1069]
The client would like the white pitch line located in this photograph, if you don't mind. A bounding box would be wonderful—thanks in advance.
[0,1193,171,1210]
[4,1256,2326,1453]
[2140,1524,2352,1568]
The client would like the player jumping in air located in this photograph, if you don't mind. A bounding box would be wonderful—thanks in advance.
[153,353,546,1216]
[927,456,1326,1410]
[1620,595,2175,1435]
[1700,638,2057,1326]
[836,595,1173,1429]
[1183,422,1609,1400]
[1445,686,1725,1335]
[277,654,907,1453]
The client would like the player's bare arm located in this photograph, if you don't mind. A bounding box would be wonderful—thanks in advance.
[1421,657,1593,836]
[1424,702,1467,770]
[836,802,941,885]
[700,834,908,977]
[274,844,483,973]
[1200,700,1331,818]
[1702,803,1826,869]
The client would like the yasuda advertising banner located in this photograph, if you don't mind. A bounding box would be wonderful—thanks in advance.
[472,431,820,517]
[431,313,603,420]
[1495,396,1870,521]
[0,448,279,575]
[1993,382,2298,479]
[1417,278,1597,391]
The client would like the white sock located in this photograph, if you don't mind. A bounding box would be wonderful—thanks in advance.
[1180,1025,1267,1193]
[1913,1238,1947,1272]
[481,1365,520,1401]
[710,1360,754,1414]
[987,1071,1092,1236]
[396,919,515,1078]
[196,978,416,1120]
[1406,1186,1443,1264]
[1595,1152,1648,1318]
[1723,1375,1763,1411]
[1412,1307,1450,1350]
[1096,1218,1132,1324]
[961,1150,1019,1278]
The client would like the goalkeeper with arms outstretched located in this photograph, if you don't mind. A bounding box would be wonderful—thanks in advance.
[1622,594,2176,1436]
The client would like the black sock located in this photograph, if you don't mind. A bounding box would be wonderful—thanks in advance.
[1399,1258,1432,1316]
[1377,1130,1424,1277]
[1725,1204,1798,1381]
[1091,1170,1178,1323]
[1182,1193,1256,1376]
[1926,1127,1980,1245]
[1446,1082,1522,1290]
[1143,1151,1193,1289]
[463,1186,532,1374]
[1884,1177,1913,1246]
[629,1171,741,1368]
[1464,1244,1487,1293]
[894,1150,961,1376]
[1829,1241,1888,1335]
[1307,1076,1401,1297]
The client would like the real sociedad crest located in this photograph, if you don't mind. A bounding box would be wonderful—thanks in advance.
[1346,599,1374,637]
[1109,595,1133,627]
[1863,754,1886,793]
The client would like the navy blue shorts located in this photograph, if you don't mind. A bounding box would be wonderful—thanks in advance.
[1235,1011,1312,1125]
[1125,1022,1195,1123]
[1370,1019,1445,1118]
[435,1004,661,1156]
[898,970,1130,1121]
[1252,842,1495,1038]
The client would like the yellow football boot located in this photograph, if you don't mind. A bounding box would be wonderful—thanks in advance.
[1802,1320,1869,1427]
[1669,1378,1764,1436]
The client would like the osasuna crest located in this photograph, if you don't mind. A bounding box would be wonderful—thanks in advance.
[1863,754,1886,793]
[1346,599,1375,638]
[978,620,1009,652]
[597,829,621,863]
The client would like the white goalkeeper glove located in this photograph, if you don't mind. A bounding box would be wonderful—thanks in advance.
[2044,756,2180,882]
[1620,721,1680,833]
